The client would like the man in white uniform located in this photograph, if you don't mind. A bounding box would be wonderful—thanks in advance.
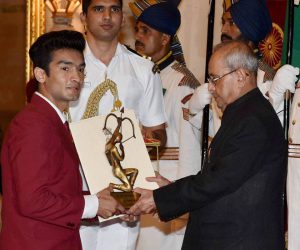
[69,0,167,249]
[189,0,299,135]
[286,2,300,249]
[131,2,201,249]
[287,81,300,250]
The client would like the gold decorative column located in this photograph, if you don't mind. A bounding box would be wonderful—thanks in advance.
[25,0,46,83]
[25,0,81,83]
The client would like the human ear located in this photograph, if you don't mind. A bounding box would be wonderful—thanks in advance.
[80,12,87,26]
[161,34,171,46]
[236,68,248,87]
[33,67,46,84]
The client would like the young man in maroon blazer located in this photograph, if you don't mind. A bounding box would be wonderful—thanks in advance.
[0,30,124,250]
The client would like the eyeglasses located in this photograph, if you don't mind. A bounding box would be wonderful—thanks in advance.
[207,69,238,86]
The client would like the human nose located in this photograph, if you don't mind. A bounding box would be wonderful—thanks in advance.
[103,9,111,20]
[221,21,228,34]
[207,82,215,93]
[71,67,84,83]
[135,30,140,40]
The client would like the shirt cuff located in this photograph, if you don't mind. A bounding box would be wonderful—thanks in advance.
[82,195,98,219]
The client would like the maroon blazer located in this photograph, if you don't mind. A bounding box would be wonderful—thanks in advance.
[0,94,85,250]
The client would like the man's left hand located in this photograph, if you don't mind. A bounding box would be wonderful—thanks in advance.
[127,188,157,216]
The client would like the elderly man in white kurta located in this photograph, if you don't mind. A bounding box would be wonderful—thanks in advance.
[69,0,167,250]
[132,2,201,249]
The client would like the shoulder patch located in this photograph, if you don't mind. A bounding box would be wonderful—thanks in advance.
[181,93,193,104]
[258,59,276,82]
[171,62,200,89]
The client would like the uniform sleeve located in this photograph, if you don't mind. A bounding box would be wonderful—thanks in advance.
[138,72,167,127]
[154,116,268,221]
[258,80,284,125]
[11,116,85,229]
[178,87,202,178]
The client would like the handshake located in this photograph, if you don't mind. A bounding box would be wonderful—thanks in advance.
[96,172,171,221]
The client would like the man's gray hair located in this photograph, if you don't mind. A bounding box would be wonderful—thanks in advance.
[214,41,258,74]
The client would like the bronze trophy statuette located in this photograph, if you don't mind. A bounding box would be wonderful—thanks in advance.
[103,109,140,209]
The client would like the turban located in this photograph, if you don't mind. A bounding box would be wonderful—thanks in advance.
[137,2,181,36]
[129,0,185,64]
[230,0,272,44]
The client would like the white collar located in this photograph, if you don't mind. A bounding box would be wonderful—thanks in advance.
[84,42,128,62]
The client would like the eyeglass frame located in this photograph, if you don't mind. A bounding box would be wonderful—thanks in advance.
[207,68,238,86]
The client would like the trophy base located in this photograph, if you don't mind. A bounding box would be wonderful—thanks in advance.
[111,191,141,209]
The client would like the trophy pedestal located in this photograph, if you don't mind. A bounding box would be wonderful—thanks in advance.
[111,191,141,209]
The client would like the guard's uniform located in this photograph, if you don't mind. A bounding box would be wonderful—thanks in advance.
[69,42,166,250]
[287,86,300,250]
[137,54,201,250]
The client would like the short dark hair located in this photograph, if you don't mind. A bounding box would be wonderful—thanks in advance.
[29,30,85,75]
[82,0,123,14]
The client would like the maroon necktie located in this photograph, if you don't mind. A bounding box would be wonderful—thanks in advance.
[64,121,71,133]
[64,121,73,143]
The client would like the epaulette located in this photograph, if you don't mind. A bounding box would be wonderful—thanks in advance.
[125,45,156,73]
[258,59,276,82]
[125,45,152,60]
[172,62,200,89]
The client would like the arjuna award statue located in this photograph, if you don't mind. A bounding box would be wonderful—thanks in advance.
[103,109,140,209]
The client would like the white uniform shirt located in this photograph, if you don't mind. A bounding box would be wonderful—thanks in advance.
[69,43,166,127]
[287,87,300,250]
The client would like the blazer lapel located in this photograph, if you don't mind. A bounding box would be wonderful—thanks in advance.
[31,94,80,166]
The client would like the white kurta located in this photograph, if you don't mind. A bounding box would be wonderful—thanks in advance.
[69,43,166,250]
[287,87,300,250]
[137,61,201,250]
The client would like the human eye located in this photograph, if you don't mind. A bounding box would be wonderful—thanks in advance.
[61,66,70,71]
[141,27,148,35]
[229,20,235,26]
[93,6,104,12]
[78,67,86,76]
[111,6,121,12]
[79,67,85,74]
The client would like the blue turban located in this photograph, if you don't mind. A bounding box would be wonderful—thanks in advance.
[230,0,272,44]
[138,2,181,36]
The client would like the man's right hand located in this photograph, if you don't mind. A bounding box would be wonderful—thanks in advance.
[189,83,212,115]
[96,188,125,219]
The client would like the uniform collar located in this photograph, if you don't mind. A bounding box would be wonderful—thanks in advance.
[153,51,175,73]
[84,42,127,62]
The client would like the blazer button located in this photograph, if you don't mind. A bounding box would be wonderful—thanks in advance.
[298,102,300,107]
[288,137,293,144]
[67,222,75,227]
[292,120,296,125]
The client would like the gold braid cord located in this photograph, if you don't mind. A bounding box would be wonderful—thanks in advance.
[82,79,122,119]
